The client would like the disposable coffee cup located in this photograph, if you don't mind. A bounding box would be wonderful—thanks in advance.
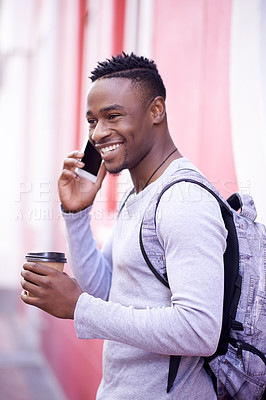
[25,252,67,297]
[25,252,67,272]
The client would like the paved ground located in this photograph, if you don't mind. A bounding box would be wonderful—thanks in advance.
[0,288,66,400]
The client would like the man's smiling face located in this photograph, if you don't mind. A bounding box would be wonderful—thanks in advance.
[86,77,154,175]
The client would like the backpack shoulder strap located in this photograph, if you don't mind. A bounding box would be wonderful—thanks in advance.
[139,169,234,287]
[139,170,242,392]
[140,170,241,341]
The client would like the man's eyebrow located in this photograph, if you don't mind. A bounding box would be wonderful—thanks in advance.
[86,104,125,117]
[100,104,125,113]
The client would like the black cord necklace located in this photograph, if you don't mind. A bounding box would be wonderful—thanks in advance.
[142,148,177,190]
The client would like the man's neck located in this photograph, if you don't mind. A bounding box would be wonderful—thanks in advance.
[131,148,182,193]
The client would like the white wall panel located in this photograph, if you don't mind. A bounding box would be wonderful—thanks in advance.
[230,0,266,223]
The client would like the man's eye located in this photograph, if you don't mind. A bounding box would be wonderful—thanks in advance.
[88,119,96,125]
[108,114,119,120]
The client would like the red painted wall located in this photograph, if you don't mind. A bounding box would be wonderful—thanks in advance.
[153,0,238,197]
[42,317,102,399]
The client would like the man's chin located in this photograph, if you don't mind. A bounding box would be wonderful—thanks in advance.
[107,170,121,177]
[105,162,127,176]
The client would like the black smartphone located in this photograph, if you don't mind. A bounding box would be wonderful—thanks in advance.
[76,138,102,182]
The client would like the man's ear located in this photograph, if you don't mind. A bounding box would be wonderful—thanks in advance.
[150,96,166,124]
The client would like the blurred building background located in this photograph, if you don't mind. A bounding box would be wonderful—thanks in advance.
[0,0,265,399]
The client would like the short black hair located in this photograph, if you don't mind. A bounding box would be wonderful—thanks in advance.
[89,52,166,102]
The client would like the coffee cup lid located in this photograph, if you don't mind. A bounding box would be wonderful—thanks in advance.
[25,252,67,263]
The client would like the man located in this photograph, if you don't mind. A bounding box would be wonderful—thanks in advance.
[21,53,227,399]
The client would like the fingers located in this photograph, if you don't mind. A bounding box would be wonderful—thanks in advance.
[59,151,85,184]
[21,290,39,305]
[59,168,80,184]
[21,262,55,293]
[22,262,51,275]
[59,156,84,185]
[67,150,84,160]
[63,155,84,172]
[21,269,40,300]
[58,150,106,211]
[21,266,82,319]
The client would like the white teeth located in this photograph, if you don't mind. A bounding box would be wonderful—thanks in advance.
[101,143,121,155]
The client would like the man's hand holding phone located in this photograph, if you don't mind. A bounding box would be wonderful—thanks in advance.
[58,147,106,213]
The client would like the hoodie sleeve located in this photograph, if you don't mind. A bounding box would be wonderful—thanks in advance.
[62,206,113,301]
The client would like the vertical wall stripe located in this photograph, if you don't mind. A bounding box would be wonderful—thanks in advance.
[106,0,126,213]
[259,0,266,152]
[153,0,237,197]
[124,0,139,53]
[118,0,155,202]
[197,0,236,195]
[153,0,205,166]
[0,0,38,286]
[137,0,154,57]
[74,0,87,149]
[112,0,126,54]
[230,0,266,222]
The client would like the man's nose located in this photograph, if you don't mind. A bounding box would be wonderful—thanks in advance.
[91,121,111,143]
